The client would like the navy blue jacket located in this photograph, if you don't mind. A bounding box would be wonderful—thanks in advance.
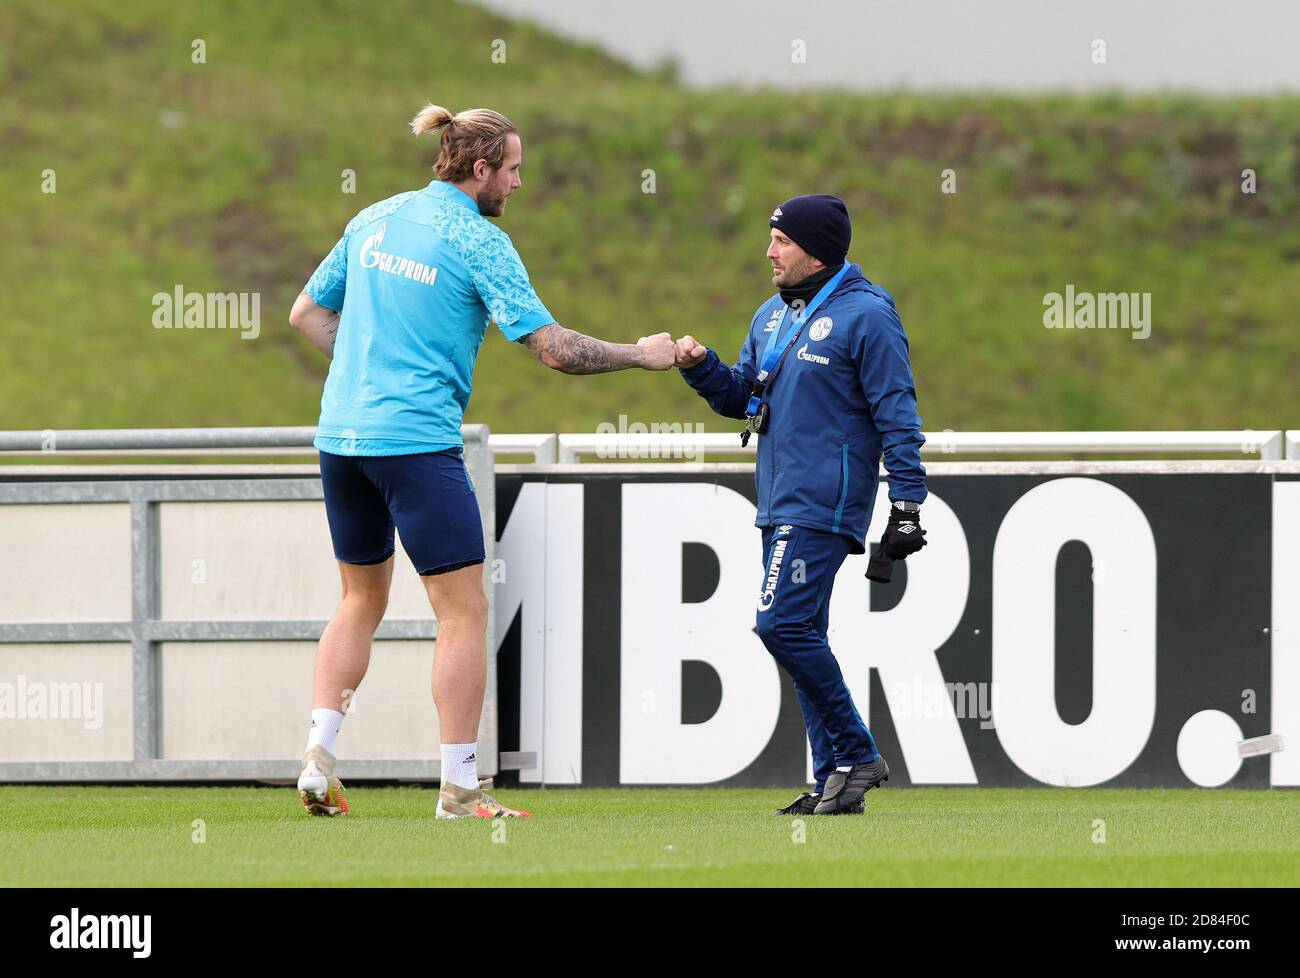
[681,263,926,552]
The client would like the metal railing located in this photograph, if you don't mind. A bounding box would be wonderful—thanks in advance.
[0,426,1289,464]
[550,429,1288,462]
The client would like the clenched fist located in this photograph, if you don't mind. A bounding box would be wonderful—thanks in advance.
[674,335,707,369]
[636,332,677,371]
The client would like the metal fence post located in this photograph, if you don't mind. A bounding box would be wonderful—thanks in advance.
[463,424,499,774]
[129,491,159,761]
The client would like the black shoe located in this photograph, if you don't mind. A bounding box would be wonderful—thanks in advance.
[813,756,889,815]
[774,791,821,815]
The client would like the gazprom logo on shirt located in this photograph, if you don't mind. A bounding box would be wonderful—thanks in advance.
[359,223,439,286]
[797,343,830,365]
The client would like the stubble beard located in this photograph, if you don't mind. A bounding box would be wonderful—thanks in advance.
[773,256,815,288]
[477,183,508,217]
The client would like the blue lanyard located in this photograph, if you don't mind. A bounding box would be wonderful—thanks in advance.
[746,264,849,417]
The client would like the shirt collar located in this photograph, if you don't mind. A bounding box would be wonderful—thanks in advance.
[427,180,481,213]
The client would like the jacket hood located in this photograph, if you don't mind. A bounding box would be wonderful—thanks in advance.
[830,262,895,309]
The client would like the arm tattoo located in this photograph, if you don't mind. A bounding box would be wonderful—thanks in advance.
[313,311,339,358]
[521,324,644,375]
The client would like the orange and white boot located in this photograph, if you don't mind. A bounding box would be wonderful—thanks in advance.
[298,745,349,817]
[435,782,531,819]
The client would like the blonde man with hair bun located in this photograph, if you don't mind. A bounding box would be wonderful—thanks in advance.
[289,103,675,820]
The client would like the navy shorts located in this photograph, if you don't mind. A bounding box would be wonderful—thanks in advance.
[318,448,485,576]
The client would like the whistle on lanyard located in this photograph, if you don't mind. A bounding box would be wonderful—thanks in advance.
[740,400,770,447]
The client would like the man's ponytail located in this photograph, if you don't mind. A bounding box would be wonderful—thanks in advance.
[410,103,455,136]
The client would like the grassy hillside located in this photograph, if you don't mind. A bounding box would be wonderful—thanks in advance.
[2,0,1298,440]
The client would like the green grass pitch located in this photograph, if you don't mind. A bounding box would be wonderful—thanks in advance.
[2,785,1296,887]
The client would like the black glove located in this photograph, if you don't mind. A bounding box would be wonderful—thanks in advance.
[865,543,894,584]
[881,506,927,559]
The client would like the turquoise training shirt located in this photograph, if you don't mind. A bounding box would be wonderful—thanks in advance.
[304,180,554,456]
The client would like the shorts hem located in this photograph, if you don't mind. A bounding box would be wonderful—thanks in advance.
[338,550,395,566]
[417,557,485,577]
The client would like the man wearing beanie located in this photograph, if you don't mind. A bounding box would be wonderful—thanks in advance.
[674,194,928,816]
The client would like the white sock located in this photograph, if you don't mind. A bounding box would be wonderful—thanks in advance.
[441,742,480,790]
[306,708,344,756]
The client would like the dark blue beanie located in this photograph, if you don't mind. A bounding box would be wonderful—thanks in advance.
[769,194,851,267]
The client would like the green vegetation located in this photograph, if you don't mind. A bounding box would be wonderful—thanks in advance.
[2,785,1295,886]
[2,0,1297,438]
